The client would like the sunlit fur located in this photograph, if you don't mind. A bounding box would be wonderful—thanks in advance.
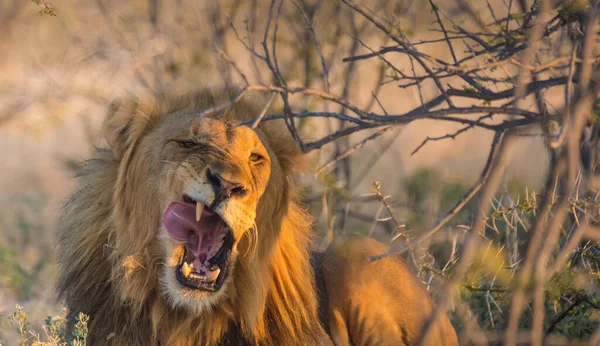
[322,236,459,345]
[56,88,329,345]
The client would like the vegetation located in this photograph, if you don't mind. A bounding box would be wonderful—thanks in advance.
[1,0,600,344]
[1,305,87,346]
[326,167,600,344]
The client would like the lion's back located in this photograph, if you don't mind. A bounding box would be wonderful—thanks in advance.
[321,236,459,346]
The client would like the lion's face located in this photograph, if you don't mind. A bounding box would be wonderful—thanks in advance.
[142,114,272,309]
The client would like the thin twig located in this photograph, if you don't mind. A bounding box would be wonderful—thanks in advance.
[315,126,397,175]
[251,92,277,129]
[369,131,506,262]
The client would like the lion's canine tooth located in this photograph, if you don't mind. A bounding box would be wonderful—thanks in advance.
[182,262,192,278]
[196,202,204,222]
[205,268,220,282]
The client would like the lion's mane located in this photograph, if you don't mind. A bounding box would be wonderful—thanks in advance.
[57,89,326,345]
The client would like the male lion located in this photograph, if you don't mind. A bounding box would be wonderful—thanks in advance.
[57,88,458,345]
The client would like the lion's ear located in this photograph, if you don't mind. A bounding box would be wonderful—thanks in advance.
[103,100,138,160]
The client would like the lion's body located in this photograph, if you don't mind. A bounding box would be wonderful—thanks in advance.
[57,88,457,345]
[317,236,459,346]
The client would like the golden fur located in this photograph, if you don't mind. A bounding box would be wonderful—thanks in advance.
[321,236,459,346]
[57,88,330,345]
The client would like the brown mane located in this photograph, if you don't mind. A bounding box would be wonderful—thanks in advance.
[57,89,327,345]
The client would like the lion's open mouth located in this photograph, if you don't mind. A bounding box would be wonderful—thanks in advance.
[163,198,234,292]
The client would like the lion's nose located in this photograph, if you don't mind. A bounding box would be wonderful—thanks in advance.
[206,168,247,207]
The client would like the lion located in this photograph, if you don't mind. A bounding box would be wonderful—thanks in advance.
[320,236,459,345]
[56,88,458,345]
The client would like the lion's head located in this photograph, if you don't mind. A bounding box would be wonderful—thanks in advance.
[58,88,326,344]
[157,117,272,307]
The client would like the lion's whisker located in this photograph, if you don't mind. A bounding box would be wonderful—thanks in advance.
[141,169,178,188]
[242,222,259,259]
[158,159,180,165]
[147,160,187,186]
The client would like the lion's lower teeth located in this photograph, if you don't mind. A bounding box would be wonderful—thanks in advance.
[182,260,219,282]
[181,262,192,278]
[205,268,220,281]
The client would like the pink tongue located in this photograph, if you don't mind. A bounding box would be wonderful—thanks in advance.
[163,201,226,270]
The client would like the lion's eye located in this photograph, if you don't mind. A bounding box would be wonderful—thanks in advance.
[178,141,198,149]
[250,153,264,163]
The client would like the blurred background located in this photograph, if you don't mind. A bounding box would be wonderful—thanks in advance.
[1,0,599,344]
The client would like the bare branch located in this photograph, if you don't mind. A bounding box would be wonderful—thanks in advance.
[369,130,507,262]
[315,126,398,175]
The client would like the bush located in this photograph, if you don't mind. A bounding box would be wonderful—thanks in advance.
[1,305,87,346]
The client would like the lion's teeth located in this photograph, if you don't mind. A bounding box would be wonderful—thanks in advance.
[181,262,192,278]
[205,268,220,282]
[196,202,204,222]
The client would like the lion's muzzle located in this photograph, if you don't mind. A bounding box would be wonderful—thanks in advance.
[206,167,248,209]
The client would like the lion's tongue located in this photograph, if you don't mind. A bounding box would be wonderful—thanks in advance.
[163,201,227,270]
